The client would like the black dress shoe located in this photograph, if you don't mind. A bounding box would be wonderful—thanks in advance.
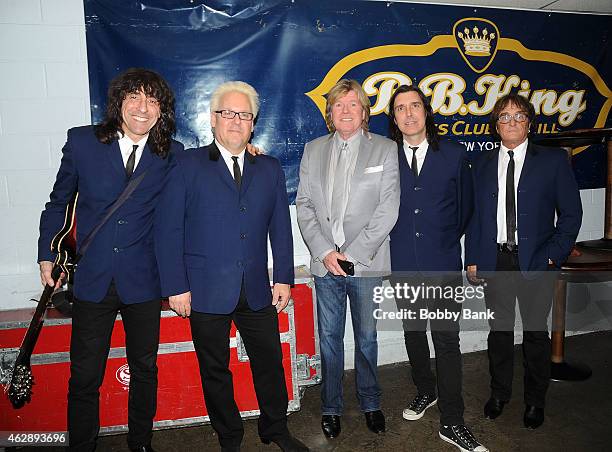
[129,446,155,452]
[321,415,341,438]
[523,405,544,429]
[364,410,385,434]
[484,397,506,419]
[261,432,309,452]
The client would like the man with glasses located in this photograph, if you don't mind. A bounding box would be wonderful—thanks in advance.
[156,81,308,451]
[466,93,582,429]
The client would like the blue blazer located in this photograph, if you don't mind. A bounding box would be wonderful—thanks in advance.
[465,142,582,273]
[38,125,184,304]
[390,139,473,273]
[155,143,294,314]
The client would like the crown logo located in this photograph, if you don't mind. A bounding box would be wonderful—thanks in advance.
[453,18,500,73]
[457,26,495,56]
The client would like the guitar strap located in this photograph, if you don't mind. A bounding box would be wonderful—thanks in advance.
[73,170,148,264]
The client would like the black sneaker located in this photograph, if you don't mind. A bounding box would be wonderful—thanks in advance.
[439,424,488,452]
[402,394,437,420]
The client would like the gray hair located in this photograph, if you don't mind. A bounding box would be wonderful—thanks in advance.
[210,81,260,118]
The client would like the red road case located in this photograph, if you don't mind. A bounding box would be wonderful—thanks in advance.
[0,266,319,434]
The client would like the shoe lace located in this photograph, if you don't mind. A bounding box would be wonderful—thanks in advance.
[409,394,432,412]
[452,425,481,449]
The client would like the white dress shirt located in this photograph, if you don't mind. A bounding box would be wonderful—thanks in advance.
[118,133,148,171]
[496,138,528,244]
[216,139,245,177]
[403,138,429,174]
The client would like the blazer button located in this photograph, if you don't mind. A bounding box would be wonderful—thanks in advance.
[117,219,127,225]
[240,233,247,239]
[492,193,497,198]
[414,186,421,191]
[414,208,421,214]
[415,232,421,238]
[113,247,120,253]
[240,206,247,212]
[326,217,330,221]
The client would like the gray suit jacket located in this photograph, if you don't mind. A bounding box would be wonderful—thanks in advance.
[296,132,400,277]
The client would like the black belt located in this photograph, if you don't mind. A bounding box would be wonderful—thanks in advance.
[497,243,518,253]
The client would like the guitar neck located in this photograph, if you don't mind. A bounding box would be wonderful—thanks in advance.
[15,269,59,366]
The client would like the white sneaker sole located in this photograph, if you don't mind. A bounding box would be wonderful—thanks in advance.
[439,431,489,452]
[402,399,437,420]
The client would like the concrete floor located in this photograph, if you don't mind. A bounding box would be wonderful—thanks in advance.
[12,331,612,451]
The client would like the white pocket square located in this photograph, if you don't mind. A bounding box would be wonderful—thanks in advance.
[364,165,383,174]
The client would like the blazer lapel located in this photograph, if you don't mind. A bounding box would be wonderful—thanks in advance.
[320,136,334,216]
[485,149,499,197]
[240,151,256,195]
[209,143,238,192]
[132,143,153,178]
[348,133,370,195]
[517,142,537,193]
[108,140,126,178]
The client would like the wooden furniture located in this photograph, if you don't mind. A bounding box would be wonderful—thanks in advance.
[534,128,612,381]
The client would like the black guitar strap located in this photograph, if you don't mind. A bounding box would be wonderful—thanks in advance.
[74,170,148,264]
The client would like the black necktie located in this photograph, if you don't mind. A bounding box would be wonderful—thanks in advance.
[506,150,516,245]
[232,156,242,189]
[409,146,419,177]
[125,144,138,178]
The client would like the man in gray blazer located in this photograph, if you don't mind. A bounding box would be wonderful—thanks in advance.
[296,79,400,439]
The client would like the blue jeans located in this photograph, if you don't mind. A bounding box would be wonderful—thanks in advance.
[314,273,382,415]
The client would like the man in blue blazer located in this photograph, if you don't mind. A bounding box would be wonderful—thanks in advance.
[156,81,307,452]
[466,93,582,429]
[388,85,487,452]
[38,68,183,452]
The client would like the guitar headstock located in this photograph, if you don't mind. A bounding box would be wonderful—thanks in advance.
[8,364,33,408]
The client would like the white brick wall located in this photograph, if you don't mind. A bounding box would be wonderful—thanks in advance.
[0,0,89,310]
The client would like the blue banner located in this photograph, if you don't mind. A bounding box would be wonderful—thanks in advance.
[84,0,612,200]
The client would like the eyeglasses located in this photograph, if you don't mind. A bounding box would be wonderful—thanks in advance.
[498,112,528,124]
[214,110,254,121]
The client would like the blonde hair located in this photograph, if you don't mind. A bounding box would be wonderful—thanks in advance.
[210,81,260,118]
[324,79,370,132]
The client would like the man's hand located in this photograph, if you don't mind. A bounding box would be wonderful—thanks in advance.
[39,261,64,289]
[466,265,485,286]
[246,143,264,156]
[323,251,348,276]
[272,283,291,313]
[169,291,192,318]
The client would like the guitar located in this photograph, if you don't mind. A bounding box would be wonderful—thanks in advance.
[7,193,78,408]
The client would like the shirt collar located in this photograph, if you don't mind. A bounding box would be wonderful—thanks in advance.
[500,138,528,157]
[403,137,428,152]
[334,129,362,149]
[118,132,148,150]
[215,139,245,161]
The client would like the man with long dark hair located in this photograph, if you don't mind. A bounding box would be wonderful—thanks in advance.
[388,85,487,452]
[38,68,183,452]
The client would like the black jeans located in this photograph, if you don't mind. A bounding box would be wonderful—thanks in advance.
[68,282,161,451]
[484,250,554,408]
[189,286,289,449]
[392,274,465,425]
